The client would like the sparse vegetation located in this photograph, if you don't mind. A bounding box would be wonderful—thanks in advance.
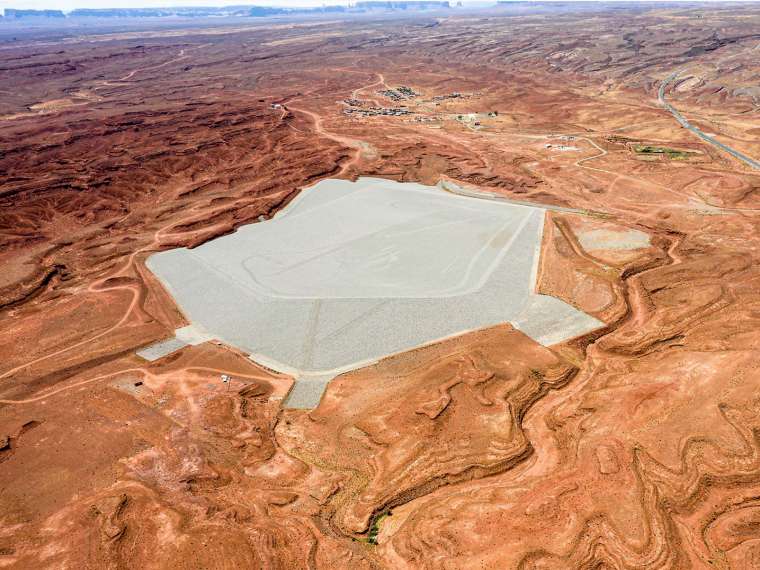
[367,510,392,545]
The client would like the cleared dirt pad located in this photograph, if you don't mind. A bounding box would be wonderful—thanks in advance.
[147,177,603,384]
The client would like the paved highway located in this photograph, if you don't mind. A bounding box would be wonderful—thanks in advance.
[659,71,760,170]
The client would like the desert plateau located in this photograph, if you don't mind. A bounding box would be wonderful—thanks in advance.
[1,1,760,568]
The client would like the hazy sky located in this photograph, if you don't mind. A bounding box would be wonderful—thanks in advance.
[2,0,340,12]
[1,0,743,14]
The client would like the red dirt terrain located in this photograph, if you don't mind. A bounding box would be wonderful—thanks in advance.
[1,4,760,568]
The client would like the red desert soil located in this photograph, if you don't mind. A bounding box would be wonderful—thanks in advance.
[1,5,760,568]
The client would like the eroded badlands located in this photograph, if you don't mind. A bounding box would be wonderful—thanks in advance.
[1,4,760,568]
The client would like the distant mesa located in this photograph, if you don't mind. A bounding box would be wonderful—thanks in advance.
[1,1,450,20]
[3,8,65,18]
[355,1,450,9]
[2,6,285,18]
[69,7,267,17]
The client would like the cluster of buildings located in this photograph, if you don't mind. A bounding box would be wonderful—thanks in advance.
[378,87,419,102]
[344,106,412,117]
[343,95,413,117]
